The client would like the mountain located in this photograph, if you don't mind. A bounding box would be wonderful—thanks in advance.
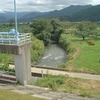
[0,14,7,22]
[19,5,92,22]
[0,12,30,23]
[60,5,100,22]
[40,5,92,17]
[0,16,6,22]
[1,5,100,23]
[0,5,92,22]
[4,12,30,19]
[18,12,46,22]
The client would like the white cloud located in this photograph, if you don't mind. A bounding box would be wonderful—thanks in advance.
[0,0,100,12]
[91,0,100,5]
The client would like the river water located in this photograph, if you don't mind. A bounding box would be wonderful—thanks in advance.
[35,44,66,68]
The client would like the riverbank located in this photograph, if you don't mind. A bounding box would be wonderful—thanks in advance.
[59,34,100,74]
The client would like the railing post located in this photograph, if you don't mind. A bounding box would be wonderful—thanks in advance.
[1,34,3,44]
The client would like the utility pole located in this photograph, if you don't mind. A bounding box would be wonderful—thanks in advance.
[14,0,18,33]
[14,0,19,42]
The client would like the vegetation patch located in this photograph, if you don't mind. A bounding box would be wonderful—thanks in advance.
[67,35,100,74]
[0,89,45,100]
[0,63,15,72]
[33,75,66,91]
[58,21,100,74]
[58,34,76,69]
[30,18,64,45]
[32,75,100,97]
[31,35,45,63]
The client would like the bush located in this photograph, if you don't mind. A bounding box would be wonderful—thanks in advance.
[31,35,45,63]
[1,63,9,71]
[59,34,76,60]
[34,75,65,91]
[58,64,66,68]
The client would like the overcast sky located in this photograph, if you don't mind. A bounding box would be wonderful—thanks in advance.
[0,0,100,12]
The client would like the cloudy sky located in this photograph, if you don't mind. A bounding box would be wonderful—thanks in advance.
[0,0,100,12]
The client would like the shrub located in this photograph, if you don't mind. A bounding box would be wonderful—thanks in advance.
[33,75,65,90]
[59,34,76,60]
[31,35,45,63]
[1,63,9,71]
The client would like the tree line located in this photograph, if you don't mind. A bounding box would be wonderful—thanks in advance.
[30,18,64,45]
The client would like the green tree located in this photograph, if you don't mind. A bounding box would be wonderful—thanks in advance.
[51,19,64,43]
[30,18,52,45]
[76,21,97,40]
[9,19,15,26]
[30,18,64,45]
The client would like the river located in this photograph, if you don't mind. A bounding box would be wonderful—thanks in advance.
[35,44,66,68]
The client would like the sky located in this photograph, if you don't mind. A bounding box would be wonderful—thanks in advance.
[0,0,100,12]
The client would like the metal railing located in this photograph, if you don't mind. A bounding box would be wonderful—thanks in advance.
[0,32,31,44]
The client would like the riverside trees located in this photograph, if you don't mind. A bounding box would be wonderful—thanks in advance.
[30,18,64,45]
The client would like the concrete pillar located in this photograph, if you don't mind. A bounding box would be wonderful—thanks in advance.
[14,44,31,85]
[0,42,32,85]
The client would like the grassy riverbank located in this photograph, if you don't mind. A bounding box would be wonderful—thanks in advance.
[33,75,100,97]
[0,89,45,100]
[59,34,100,74]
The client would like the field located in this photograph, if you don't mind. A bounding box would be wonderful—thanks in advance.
[63,35,100,74]
[0,89,44,100]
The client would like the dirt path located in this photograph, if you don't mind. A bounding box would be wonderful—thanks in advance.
[9,64,100,81]
[32,67,100,81]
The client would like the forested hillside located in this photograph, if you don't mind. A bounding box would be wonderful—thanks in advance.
[0,5,92,22]
[60,5,100,22]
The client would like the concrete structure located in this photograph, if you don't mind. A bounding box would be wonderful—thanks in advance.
[0,0,32,85]
[0,32,32,85]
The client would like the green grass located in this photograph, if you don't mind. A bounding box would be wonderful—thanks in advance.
[61,34,100,74]
[71,36,100,74]
[32,75,100,97]
[0,54,14,63]
[0,89,45,100]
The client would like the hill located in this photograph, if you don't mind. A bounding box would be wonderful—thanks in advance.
[18,12,45,22]
[60,5,100,22]
[0,12,30,23]
[19,5,92,22]
[0,5,92,22]
[0,13,7,22]
[1,5,100,22]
